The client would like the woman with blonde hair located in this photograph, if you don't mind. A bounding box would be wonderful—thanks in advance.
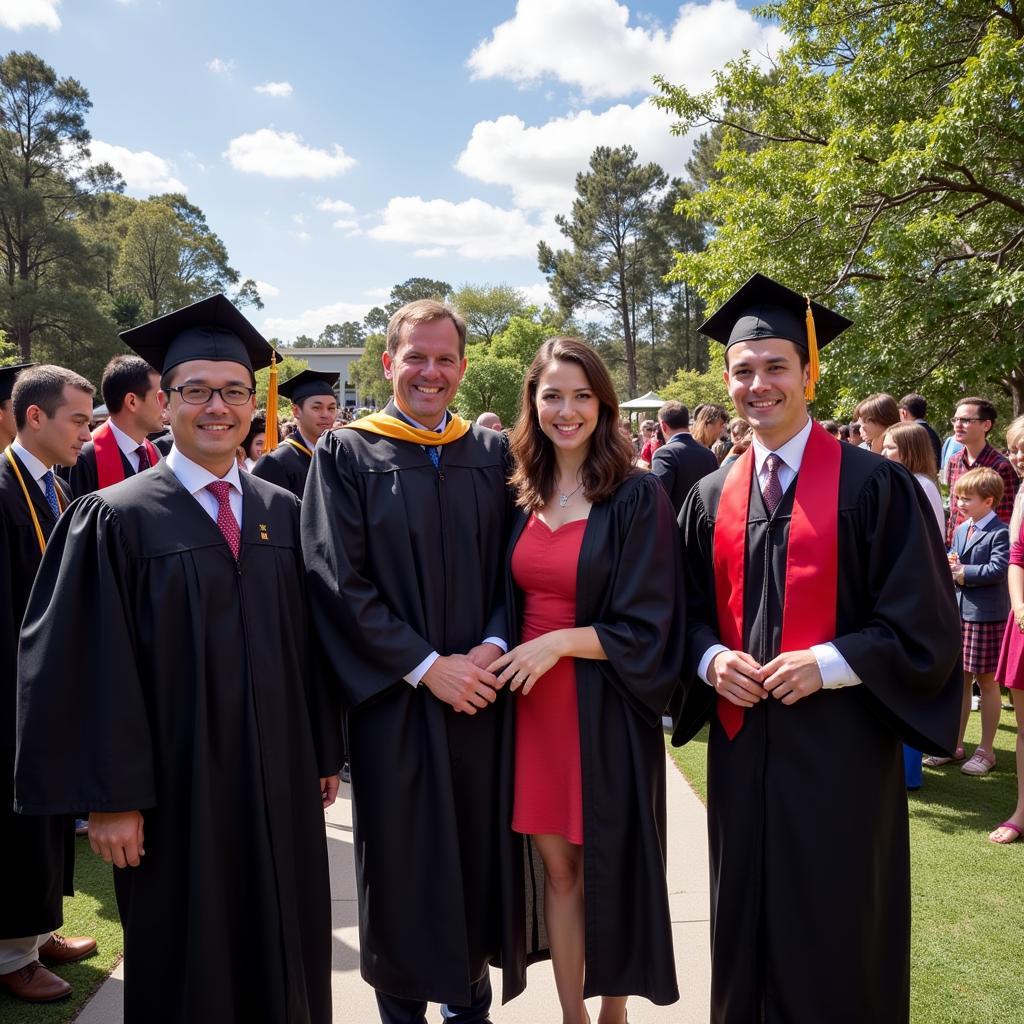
[881,422,944,536]
[691,403,728,449]
[992,415,1024,843]
[491,336,683,1021]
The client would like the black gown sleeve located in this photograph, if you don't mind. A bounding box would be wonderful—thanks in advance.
[831,462,962,754]
[590,475,685,725]
[66,449,98,498]
[671,482,718,743]
[15,495,157,815]
[301,435,435,708]
[251,452,289,490]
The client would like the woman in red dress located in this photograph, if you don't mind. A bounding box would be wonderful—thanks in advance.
[490,337,683,1023]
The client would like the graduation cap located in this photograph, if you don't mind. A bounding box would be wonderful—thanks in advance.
[0,363,36,404]
[698,274,852,400]
[120,294,283,451]
[278,369,340,404]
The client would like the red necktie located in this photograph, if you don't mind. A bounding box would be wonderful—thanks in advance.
[135,444,151,470]
[206,481,241,559]
[966,523,976,542]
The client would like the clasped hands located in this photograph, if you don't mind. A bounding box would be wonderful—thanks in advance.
[709,648,823,708]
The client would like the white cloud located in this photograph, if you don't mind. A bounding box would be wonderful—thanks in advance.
[253,280,280,298]
[294,230,311,242]
[291,213,306,225]
[316,198,356,215]
[88,141,187,194]
[516,283,552,307]
[224,129,356,179]
[368,196,556,261]
[0,0,60,31]
[469,0,785,101]
[207,57,235,74]
[254,81,293,97]
[264,301,374,342]
[456,101,690,215]
[365,287,391,300]
[412,247,446,258]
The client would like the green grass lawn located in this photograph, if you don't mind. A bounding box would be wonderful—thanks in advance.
[0,837,123,1024]
[668,706,1024,1024]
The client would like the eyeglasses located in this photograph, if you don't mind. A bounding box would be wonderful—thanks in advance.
[166,384,256,406]
[950,416,982,425]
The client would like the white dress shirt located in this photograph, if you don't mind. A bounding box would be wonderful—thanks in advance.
[107,418,153,473]
[393,406,507,685]
[165,446,244,529]
[10,440,52,496]
[698,416,862,690]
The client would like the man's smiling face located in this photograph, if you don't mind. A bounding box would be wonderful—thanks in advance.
[382,317,467,427]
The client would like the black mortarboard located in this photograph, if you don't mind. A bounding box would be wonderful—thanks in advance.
[0,363,35,404]
[119,294,280,377]
[698,274,852,399]
[120,294,283,451]
[278,369,340,404]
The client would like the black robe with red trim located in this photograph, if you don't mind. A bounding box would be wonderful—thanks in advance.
[1,451,74,940]
[498,473,683,1006]
[15,462,341,1022]
[674,442,961,1024]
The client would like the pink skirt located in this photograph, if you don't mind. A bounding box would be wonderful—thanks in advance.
[995,613,1024,689]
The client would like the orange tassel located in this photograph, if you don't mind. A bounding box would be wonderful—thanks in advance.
[804,296,819,402]
[264,351,280,451]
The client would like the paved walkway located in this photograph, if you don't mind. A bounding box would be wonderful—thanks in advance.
[77,752,710,1023]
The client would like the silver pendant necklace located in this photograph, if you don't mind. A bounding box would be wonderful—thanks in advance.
[558,480,584,508]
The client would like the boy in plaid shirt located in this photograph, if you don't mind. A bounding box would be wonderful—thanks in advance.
[945,396,1019,546]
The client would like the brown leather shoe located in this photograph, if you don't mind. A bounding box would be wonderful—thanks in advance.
[38,932,98,966]
[0,961,72,1002]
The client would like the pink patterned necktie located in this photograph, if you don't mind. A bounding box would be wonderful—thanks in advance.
[762,453,784,516]
[206,481,240,560]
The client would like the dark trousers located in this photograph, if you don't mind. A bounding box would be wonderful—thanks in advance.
[375,973,491,1024]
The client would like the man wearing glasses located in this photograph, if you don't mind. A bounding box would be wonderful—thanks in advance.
[945,396,1019,546]
[15,296,343,1023]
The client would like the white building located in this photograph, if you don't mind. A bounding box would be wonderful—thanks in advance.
[284,347,371,408]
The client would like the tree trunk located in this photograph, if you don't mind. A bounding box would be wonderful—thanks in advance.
[16,322,31,361]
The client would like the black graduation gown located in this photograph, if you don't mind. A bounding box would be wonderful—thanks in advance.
[498,473,683,1006]
[1,452,73,940]
[14,462,342,1023]
[148,429,174,456]
[62,439,139,498]
[674,443,962,1024]
[252,438,313,500]
[301,409,509,1005]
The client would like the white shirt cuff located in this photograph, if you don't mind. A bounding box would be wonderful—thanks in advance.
[404,651,439,687]
[698,644,729,687]
[811,642,862,689]
[481,636,507,653]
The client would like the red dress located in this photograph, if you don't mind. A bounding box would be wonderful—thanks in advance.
[510,514,586,845]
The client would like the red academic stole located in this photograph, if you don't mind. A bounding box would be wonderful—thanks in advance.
[712,421,842,740]
[92,421,159,489]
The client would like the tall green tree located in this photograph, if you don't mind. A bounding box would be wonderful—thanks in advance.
[654,0,1024,414]
[365,277,453,333]
[451,283,533,344]
[0,50,123,361]
[538,146,668,397]
[348,333,391,407]
[316,321,366,347]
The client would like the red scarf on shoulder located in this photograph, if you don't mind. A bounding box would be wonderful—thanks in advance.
[712,421,842,739]
[93,421,159,490]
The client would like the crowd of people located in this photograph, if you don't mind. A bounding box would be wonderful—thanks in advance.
[0,272,1019,1024]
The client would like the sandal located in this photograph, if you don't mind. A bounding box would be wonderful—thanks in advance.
[989,821,1022,844]
[923,746,965,768]
[961,749,996,776]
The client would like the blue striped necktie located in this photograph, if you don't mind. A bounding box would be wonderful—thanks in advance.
[42,470,60,518]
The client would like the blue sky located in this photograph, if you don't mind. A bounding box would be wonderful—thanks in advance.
[2,0,783,340]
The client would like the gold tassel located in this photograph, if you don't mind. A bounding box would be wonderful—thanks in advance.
[264,351,280,452]
[804,296,819,402]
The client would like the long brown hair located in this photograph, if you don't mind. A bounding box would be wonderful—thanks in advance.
[885,422,937,479]
[508,336,636,511]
